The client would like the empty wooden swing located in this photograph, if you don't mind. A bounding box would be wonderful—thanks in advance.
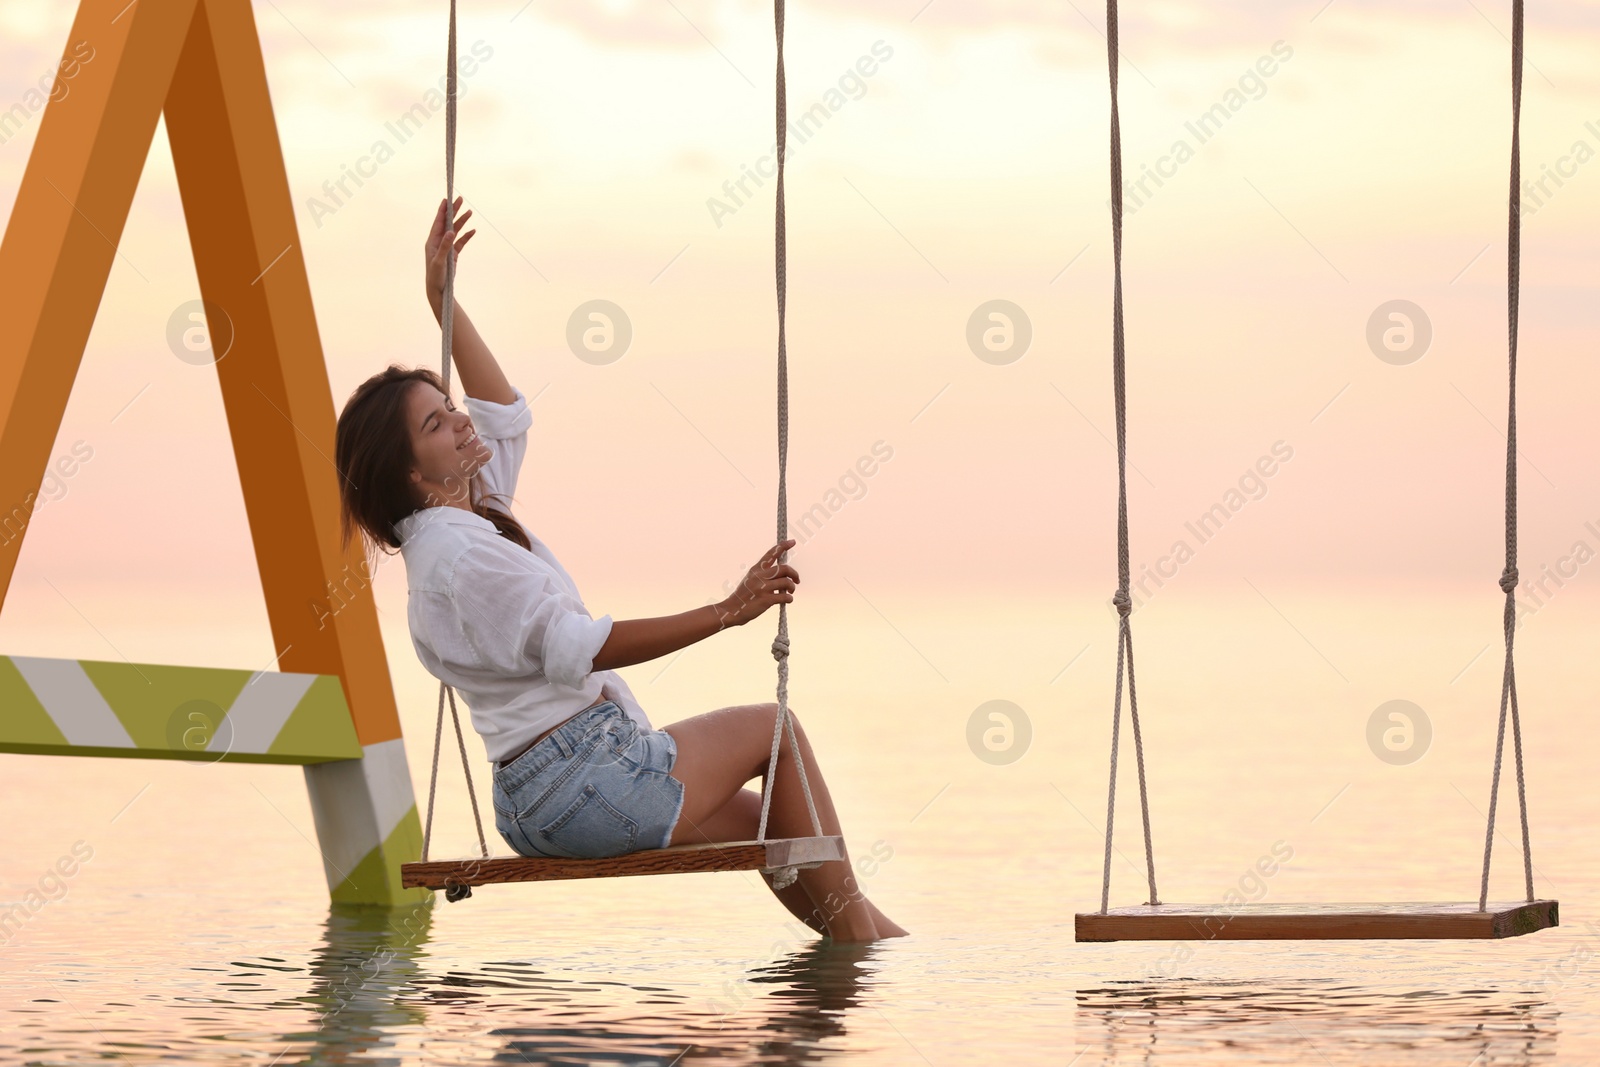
[400,0,842,901]
[1074,0,1557,942]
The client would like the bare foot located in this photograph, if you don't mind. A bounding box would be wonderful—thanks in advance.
[865,898,909,938]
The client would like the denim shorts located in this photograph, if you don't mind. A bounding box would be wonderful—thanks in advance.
[491,701,686,859]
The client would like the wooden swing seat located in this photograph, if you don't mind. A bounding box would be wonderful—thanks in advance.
[402,835,845,891]
[1075,899,1559,942]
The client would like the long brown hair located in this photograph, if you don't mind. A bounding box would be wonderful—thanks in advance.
[334,364,532,559]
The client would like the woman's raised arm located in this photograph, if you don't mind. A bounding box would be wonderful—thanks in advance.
[426,195,515,406]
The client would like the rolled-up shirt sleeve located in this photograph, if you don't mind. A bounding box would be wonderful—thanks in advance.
[463,386,532,440]
[464,387,532,507]
[447,544,612,689]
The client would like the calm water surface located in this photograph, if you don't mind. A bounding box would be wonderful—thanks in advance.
[4,597,1599,1064]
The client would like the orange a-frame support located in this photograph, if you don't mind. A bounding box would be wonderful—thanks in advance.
[0,0,426,906]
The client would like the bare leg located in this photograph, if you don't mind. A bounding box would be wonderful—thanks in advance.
[693,790,905,937]
[663,703,905,942]
[674,786,826,934]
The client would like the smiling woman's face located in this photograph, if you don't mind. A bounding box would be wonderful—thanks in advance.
[405,381,492,510]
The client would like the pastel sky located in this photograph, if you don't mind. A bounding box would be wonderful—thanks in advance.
[1,0,1597,666]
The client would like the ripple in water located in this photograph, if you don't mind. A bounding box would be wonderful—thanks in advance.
[1075,978,1558,1066]
[7,902,892,1067]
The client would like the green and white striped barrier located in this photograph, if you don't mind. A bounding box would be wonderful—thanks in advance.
[0,655,362,764]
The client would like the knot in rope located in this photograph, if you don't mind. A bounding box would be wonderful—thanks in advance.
[1112,588,1132,617]
[1499,567,1520,595]
[770,632,790,661]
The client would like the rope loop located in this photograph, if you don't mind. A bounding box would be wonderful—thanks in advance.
[1478,0,1536,912]
[754,0,823,850]
[1499,567,1519,595]
[1097,0,1159,914]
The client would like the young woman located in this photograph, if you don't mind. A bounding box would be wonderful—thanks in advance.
[333,197,905,942]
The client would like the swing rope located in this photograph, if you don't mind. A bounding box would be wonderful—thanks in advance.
[420,0,489,898]
[756,0,826,880]
[419,0,820,890]
[421,683,488,865]
[1097,0,1159,915]
[1093,0,1537,916]
[1478,0,1536,911]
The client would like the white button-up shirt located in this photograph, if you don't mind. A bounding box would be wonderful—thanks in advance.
[395,385,653,763]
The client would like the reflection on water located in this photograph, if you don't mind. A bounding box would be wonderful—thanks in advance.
[6,887,1598,1066]
[1075,979,1558,1066]
[290,902,433,1065]
[3,900,888,1066]
[486,943,876,1066]
[273,901,878,1066]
